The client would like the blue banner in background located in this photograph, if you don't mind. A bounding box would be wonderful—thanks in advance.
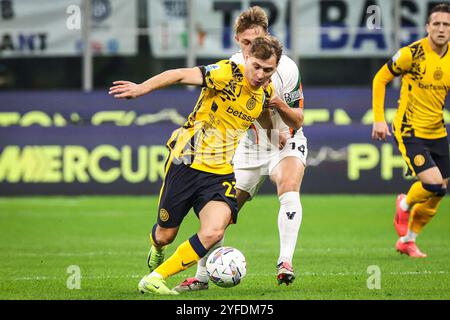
[0,89,448,195]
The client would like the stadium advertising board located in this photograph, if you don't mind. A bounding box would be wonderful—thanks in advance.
[148,0,447,57]
[2,89,448,195]
[0,0,136,57]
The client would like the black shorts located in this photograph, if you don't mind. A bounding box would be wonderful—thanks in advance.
[394,135,450,178]
[157,160,238,228]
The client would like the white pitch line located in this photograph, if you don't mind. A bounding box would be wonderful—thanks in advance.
[8,251,145,257]
[10,270,449,281]
[10,246,445,258]
[12,274,143,281]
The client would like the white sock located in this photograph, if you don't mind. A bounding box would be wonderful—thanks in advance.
[401,230,417,243]
[400,197,410,211]
[277,191,302,265]
[195,237,224,283]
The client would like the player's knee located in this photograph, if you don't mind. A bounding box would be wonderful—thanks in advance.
[422,183,447,197]
[154,229,176,246]
[200,229,225,248]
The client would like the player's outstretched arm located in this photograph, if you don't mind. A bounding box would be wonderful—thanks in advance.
[372,64,394,141]
[109,67,203,99]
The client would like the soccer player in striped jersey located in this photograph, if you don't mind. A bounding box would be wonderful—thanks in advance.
[175,6,306,291]
[372,3,450,258]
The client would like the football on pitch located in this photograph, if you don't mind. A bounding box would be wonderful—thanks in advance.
[206,246,247,288]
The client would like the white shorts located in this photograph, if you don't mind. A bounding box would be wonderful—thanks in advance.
[233,134,308,198]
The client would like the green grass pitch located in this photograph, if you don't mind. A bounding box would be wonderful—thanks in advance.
[0,195,449,300]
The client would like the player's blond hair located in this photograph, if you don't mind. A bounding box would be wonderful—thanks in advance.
[249,35,283,64]
[234,6,268,35]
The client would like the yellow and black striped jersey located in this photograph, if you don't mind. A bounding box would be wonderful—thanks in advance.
[388,37,450,139]
[167,59,274,175]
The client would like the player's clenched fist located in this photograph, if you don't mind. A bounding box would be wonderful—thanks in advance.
[109,81,146,99]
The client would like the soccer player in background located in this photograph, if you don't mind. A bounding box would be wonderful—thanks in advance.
[372,3,450,258]
[109,36,282,295]
[175,6,306,291]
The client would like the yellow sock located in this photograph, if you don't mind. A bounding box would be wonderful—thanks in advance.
[409,196,442,234]
[154,240,200,279]
[405,181,435,207]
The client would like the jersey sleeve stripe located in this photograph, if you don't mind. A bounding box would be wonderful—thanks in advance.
[387,60,401,77]
[198,66,207,87]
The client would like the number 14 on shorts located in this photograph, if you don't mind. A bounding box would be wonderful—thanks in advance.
[289,142,306,156]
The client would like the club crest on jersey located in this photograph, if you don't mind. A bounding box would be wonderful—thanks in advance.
[246,97,256,110]
[413,154,425,167]
[159,208,170,222]
[434,68,443,81]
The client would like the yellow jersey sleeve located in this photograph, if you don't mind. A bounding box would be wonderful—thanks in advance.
[372,46,412,123]
[372,64,395,122]
[200,60,232,91]
[387,47,413,76]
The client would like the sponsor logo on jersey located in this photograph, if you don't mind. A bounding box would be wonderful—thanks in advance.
[226,106,255,122]
[417,82,447,90]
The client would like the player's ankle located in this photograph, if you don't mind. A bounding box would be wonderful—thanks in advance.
[401,230,417,243]
[400,197,410,211]
[195,267,209,283]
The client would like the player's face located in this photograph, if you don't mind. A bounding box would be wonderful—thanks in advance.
[243,54,277,88]
[426,12,450,47]
[235,26,266,55]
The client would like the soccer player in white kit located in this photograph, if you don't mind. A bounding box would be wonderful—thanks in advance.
[173,6,307,290]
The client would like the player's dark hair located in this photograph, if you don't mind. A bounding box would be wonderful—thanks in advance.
[249,35,283,64]
[427,3,450,24]
[234,6,268,35]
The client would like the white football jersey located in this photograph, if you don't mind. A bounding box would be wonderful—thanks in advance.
[230,52,305,147]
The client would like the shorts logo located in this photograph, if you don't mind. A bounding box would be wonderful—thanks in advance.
[414,154,425,167]
[159,208,169,222]
[246,97,256,110]
[434,68,443,81]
